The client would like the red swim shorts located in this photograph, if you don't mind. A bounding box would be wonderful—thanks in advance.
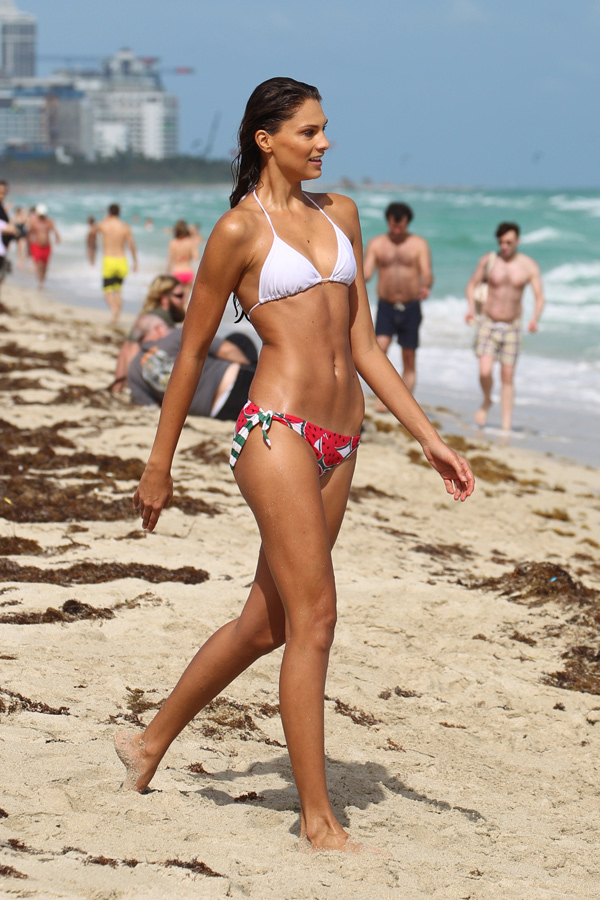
[29,243,51,264]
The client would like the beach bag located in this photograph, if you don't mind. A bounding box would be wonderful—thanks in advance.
[140,347,175,393]
[473,252,497,315]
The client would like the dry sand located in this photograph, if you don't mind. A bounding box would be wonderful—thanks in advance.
[1,283,599,899]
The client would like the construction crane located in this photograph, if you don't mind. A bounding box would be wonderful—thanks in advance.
[38,54,195,76]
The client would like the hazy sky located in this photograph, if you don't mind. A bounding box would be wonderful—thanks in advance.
[22,0,600,187]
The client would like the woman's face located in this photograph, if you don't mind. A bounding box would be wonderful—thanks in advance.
[262,98,330,181]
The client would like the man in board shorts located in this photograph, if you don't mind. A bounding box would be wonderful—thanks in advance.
[364,202,433,406]
[93,203,138,324]
[27,204,60,289]
[465,222,545,431]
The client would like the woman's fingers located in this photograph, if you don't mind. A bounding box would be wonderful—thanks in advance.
[132,472,173,531]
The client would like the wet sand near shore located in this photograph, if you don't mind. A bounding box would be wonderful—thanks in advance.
[1,282,599,899]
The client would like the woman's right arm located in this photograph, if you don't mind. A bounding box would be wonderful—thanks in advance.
[134,212,251,532]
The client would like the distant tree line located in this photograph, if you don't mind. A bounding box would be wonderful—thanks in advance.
[0,154,232,185]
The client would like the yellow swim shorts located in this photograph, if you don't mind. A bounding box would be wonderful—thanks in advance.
[102,256,128,293]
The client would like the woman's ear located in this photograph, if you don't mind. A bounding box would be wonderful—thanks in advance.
[255,129,272,155]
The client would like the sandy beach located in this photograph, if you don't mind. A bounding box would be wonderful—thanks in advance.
[1,282,599,899]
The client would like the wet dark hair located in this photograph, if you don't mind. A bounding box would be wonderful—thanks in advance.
[386,202,413,224]
[108,203,120,216]
[229,77,322,208]
[496,221,520,238]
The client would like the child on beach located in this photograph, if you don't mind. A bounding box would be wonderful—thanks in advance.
[116,76,475,851]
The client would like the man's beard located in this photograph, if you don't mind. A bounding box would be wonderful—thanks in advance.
[169,300,186,323]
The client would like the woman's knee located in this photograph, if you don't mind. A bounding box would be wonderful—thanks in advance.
[234,618,285,656]
[290,602,338,653]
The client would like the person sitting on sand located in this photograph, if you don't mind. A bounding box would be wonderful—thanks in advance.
[166,220,199,302]
[94,204,138,324]
[128,328,257,419]
[27,204,60,289]
[111,275,187,394]
[465,222,545,432]
[116,76,474,852]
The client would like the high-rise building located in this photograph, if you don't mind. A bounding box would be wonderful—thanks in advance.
[70,49,179,159]
[0,0,36,79]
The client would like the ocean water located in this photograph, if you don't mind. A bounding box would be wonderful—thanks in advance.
[7,183,599,466]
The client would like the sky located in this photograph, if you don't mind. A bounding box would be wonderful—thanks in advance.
[21,0,600,188]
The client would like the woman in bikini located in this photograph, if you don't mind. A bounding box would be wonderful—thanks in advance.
[166,219,199,302]
[116,77,475,851]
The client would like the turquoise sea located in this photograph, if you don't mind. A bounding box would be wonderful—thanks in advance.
[7,184,600,465]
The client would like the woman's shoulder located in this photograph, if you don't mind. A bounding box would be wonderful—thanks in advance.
[304,191,357,212]
[210,197,261,246]
[305,190,360,238]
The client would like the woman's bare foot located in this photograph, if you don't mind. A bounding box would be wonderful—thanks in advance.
[114,729,158,792]
[474,401,491,427]
[299,829,371,854]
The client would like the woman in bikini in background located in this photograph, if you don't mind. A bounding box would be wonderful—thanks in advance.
[166,219,199,303]
[116,77,475,851]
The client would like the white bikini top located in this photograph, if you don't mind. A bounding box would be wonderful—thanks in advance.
[247,190,357,318]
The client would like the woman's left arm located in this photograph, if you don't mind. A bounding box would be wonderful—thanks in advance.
[339,197,475,502]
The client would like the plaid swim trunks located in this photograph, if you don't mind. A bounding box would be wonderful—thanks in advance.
[475,315,522,367]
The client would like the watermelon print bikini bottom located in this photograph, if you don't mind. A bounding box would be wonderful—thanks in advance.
[230,401,361,477]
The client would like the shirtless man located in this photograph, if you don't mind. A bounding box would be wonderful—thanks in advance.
[465,222,545,432]
[364,202,433,403]
[27,204,61,289]
[94,203,138,323]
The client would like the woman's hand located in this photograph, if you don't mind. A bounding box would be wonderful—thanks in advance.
[421,439,475,502]
[133,465,174,532]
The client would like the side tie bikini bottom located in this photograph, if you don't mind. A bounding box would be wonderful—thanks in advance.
[230,401,360,477]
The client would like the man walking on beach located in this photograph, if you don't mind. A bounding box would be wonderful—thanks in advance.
[28,204,61,289]
[364,202,433,406]
[94,204,138,324]
[465,222,545,432]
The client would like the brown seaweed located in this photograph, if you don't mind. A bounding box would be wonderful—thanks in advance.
[471,562,600,694]
[0,559,209,586]
[125,687,163,715]
[0,864,27,879]
[53,384,114,408]
[0,375,45,391]
[0,341,69,374]
[164,858,223,877]
[325,695,382,726]
[0,598,115,625]
[0,687,69,716]
[533,507,571,522]
[182,440,229,465]
[233,791,265,803]
[0,536,42,555]
[349,484,395,503]
[412,542,474,560]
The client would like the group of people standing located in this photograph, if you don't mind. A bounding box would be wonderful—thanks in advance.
[0,180,61,290]
[365,203,545,432]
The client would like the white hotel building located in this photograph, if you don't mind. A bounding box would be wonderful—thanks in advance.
[0,1,179,160]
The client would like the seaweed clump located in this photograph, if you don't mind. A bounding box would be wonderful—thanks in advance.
[325,695,382,726]
[0,687,69,716]
[0,598,115,625]
[472,561,600,695]
[0,559,209,586]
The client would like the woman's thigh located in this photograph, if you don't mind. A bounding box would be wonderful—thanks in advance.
[234,422,356,624]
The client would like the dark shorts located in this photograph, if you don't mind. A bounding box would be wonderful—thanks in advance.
[375,299,422,350]
[214,366,256,421]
